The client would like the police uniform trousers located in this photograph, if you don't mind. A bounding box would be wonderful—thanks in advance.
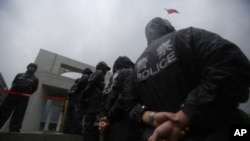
[0,94,29,132]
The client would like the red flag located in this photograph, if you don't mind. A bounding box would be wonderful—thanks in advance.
[165,8,179,14]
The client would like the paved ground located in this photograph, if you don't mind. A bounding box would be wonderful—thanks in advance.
[0,132,83,141]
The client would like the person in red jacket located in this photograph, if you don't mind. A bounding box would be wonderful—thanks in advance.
[124,17,250,141]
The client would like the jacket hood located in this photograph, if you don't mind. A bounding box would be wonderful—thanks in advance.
[145,17,175,45]
[96,61,110,71]
[82,68,93,75]
[113,56,134,73]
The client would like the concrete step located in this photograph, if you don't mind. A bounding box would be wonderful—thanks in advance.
[0,132,83,141]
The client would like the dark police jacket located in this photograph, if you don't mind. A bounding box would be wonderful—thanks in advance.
[11,72,39,94]
[126,18,250,136]
[98,68,133,122]
[82,70,105,114]
[96,56,134,122]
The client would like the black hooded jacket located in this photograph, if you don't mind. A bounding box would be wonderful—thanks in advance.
[81,69,105,114]
[82,62,110,114]
[75,68,93,94]
[126,17,250,134]
[98,56,134,122]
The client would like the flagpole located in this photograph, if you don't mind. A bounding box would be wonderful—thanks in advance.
[168,13,171,22]
[164,8,171,22]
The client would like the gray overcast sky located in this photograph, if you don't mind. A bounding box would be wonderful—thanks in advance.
[0,0,250,87]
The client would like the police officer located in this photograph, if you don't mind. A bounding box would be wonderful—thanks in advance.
[0,63,39,132]
[74,68,93,134]
[82,61,110,141]
[98,56,141,141]
[64,78,81,134]
[64,68,93,135]
[124,17,250,141]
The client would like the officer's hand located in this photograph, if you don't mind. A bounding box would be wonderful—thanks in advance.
[149,120,182,141]
[98,117,109,134]
[149,110,190,141]
[153,112,179,127]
